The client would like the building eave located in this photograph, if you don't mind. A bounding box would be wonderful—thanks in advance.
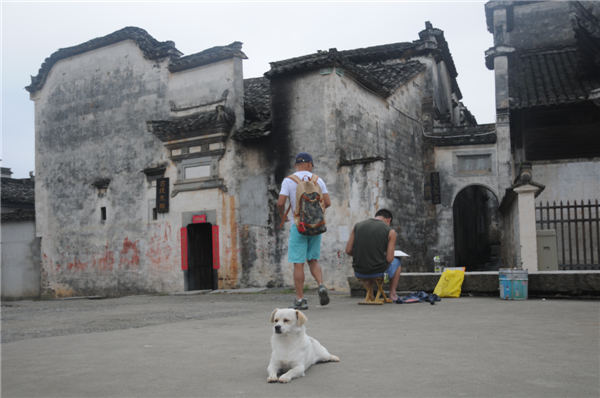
[26,26,182,94]
[168,42,248,73]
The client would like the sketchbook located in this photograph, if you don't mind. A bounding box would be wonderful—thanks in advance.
[394,250,410,257]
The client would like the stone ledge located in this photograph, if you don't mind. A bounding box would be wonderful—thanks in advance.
[348,271,600,298]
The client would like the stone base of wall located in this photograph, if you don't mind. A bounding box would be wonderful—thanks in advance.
[348,271,600,298]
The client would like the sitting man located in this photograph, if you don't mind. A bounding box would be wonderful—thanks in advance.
[345,209,402,302]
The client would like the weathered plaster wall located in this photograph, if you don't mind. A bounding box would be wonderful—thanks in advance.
[270,70,335,288]
[235,148,283,288]
[33,41,173,297]
[33,39,246,296]
[533,160,600,203]
[1,221,40,299]
[238,57,477,289]
[256,66,432,290]
[432,143,501,267]
[508,2,575,50]
[167,58,245,128]
[502,196,520,269]
[167,57,245,289]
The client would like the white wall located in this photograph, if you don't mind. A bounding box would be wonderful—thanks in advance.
[533,160,600,203]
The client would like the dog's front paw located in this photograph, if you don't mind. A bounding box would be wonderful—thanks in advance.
[330,354,340,362]
[267,376,279,383]
[278,375,291,383]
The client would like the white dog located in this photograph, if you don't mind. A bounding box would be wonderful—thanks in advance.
[267,308,340,383]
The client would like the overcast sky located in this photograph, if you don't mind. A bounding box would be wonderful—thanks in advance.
[1,0,495,178]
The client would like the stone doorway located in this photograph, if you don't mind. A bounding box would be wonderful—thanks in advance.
[186,223,217,290]
[453,185,501,271]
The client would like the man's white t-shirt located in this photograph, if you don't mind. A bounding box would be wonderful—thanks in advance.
[279,171,328,221]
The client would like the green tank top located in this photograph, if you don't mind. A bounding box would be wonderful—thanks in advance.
[352,218,391,274]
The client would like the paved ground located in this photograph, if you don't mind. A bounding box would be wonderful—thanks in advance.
[1,291,599,398]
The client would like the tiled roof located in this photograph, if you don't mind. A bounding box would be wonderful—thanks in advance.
[2,208,36,222]
[169,42,247,73]
[355,60,426,94]
[232,120,272,141]
[426,124,497,146]
[147,106,235,142]
[243,77,271,122]
[1,177,35,222]
[265,22,460,99]
[266,49,393,97]
[266,47,427,98]
[509,47,600,109]
[26,27,181,93]
[26,27,247,93]
[232,77,272,141]
[340,42,417,63]
[1,178,34,204]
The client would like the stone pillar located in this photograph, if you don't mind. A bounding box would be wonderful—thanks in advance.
[485,45,515,195]
[513,184,539,272]
[485,3,516,197]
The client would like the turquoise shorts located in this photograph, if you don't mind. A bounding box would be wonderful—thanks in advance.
[288,224,322,263]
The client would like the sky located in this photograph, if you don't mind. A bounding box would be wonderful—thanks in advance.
[1,0,496,178]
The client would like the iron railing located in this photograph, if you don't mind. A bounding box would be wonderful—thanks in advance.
[536,200,600,270]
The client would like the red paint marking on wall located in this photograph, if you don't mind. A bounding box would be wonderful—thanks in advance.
[119,238,140,269]
[93,244,114,271]
[43,253,61,273]
[67,258,88,271]
[145,223,174,272]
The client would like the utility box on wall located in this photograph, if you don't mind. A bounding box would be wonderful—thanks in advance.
[536,229,558,271]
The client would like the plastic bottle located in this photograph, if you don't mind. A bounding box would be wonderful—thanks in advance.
[434,255,441,273]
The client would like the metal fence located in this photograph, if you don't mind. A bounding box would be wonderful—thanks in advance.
[536,200,600,270]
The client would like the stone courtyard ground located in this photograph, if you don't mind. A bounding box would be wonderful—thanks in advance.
[1,290,599,398]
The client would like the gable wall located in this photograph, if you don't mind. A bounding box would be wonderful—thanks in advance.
[249,65,435,290]
[33,40,173,297]
[32,40,246,296]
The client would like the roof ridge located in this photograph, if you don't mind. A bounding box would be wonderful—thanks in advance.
[26,26,181,93]
[169,41,247,73]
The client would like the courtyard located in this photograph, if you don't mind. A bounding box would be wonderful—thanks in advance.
[1,291,599,398]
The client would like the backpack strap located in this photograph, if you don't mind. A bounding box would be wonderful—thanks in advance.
[287,174,301,184]
[279,174,300,229]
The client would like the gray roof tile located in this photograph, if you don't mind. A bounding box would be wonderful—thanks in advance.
[509,47,600,109]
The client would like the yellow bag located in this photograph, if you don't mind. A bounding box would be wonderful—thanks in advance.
[433,268,465,298]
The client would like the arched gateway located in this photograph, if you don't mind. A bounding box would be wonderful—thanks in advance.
[452,185,502,271]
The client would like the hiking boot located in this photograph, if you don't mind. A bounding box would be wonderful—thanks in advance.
[291,298,308,310]
[318,285,330,306]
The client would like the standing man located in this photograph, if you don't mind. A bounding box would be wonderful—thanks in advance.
[277,152,331,310]
[345,209,402,302]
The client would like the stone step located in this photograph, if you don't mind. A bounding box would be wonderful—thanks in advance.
[348,271,600,298]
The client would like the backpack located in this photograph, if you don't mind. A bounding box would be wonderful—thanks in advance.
[287,174,327,236]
